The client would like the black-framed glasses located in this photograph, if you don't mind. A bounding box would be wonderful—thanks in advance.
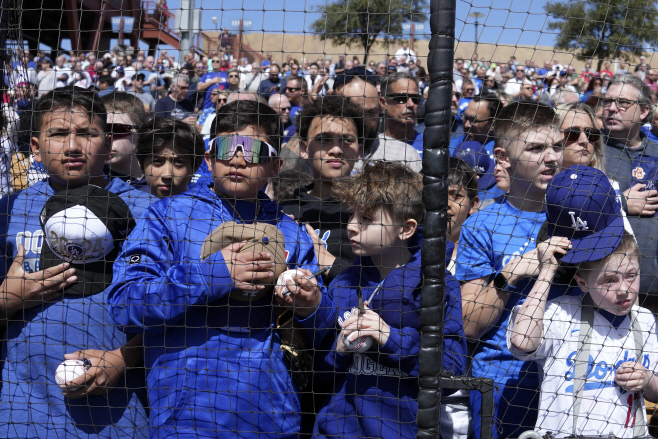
[600,98,638,111]
[228,74,239,78]
[562,127,602,143]
[453,91,462,100]
[462,115,489,124]
[387,93,422,104]
[212,60,220,64]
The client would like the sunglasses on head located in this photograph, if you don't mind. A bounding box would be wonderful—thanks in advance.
[108,123,139,137]
[562,127,601,143]
[388,93,422,104]
[209,134,278,163]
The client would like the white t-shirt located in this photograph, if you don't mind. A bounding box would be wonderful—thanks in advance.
[507,295,658,438]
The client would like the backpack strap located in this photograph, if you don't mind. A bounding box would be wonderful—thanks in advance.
[572,293,594,435]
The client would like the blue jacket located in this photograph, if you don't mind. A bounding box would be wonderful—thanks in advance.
[0,178,151,439]
[313,238,467,439]
[107,184,331,439]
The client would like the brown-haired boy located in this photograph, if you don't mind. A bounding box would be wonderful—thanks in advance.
[135,117,205,198]
[311,161,467,439]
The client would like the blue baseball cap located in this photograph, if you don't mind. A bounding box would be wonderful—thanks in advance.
[545,165,624,264]
[452,140,496,190]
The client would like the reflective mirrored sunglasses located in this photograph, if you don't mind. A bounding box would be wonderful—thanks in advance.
[209,134,278,163]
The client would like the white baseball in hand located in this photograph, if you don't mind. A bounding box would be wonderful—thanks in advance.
[276,269,305,296]
[342,333,373,353]
[55,359,91,391]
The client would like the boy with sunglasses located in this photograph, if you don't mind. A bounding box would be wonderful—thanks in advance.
[102,91,146,182]
[108,100,329,439]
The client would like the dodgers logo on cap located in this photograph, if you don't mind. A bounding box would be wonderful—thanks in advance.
[545,165,624,264]
[43,204,114,264]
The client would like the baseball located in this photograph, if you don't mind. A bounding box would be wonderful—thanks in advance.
[276,269,305,296]
[342,333,374,353]
[55,359,91,391]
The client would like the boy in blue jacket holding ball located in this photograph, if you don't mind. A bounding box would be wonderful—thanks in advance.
[108,100,333,438]
[312,161,467,439]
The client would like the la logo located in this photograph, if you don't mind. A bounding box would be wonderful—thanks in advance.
[569,211,588,231]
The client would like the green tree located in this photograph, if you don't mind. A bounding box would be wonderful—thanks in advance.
[545,0,658,71]
[310,0,427,64]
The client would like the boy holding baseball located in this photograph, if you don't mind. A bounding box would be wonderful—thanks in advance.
[108,100,331,438]
[312,161,467,439]
[0,86,150,438]
[508,165,658,438]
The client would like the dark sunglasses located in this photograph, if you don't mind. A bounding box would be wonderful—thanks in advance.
[285,86,302,92]
[562,127,601,143]
[453,91,462,100]
[388,93,422,105]
[108,123,139,137]
[228,74,239,78]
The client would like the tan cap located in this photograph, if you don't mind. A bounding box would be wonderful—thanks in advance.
[201,222,288,301]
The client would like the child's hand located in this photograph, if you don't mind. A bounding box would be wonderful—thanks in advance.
[304,223,336,272]
[536,237,571,270]
[61,349,126,399]
[615,361,653,393]
[221,241,275,291]
[274,268,321,318]
[336,304,390,353]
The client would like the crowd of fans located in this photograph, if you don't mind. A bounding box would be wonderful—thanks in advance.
[1,43,658,439]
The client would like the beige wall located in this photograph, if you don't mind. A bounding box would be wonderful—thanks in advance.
[202,32,654,72]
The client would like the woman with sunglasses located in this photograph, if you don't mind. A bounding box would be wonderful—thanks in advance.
[555,102,605,171]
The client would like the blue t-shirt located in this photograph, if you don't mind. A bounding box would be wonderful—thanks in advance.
[138,68,163,94]
[455,197,563,383]
[0,178,150,438]
[200,71,228,109]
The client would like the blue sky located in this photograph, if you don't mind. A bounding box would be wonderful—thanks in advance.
[43,0,560,53]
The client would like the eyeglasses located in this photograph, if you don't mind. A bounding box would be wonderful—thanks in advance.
[562,127,601,143]
[463,88,475,93]
[217,98,228,103]
[387,93,422,104]
[212,60,220,64]
[285,86,302,92]
[278,106,291,113]
[600,98,638,111]
[209,134,278,163]
[462,115,489,124]
[228,74,239,78]
[108,123,139,138]
[453,91,462,100]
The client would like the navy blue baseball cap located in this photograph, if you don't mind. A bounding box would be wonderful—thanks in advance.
[545,165,624,264]
[452,140,496,190]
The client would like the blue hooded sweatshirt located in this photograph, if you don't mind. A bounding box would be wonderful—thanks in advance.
[0,178,151,439]
[313,237,467,439]
[107,184,333,439]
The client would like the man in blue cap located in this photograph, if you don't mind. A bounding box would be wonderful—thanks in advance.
[508,165,658,438]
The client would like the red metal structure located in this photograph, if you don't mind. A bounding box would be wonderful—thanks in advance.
[21,0,181,55]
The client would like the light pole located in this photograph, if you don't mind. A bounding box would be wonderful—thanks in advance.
[468,12,484,50]
[212,16,218,31]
